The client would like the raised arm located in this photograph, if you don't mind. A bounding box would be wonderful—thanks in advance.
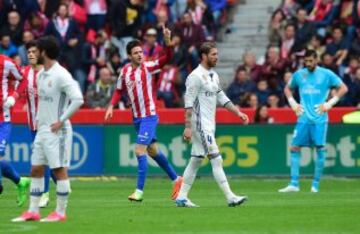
[146,25,173,73]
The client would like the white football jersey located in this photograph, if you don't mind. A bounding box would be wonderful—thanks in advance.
[184,64,230,132]
[36,62,83,130]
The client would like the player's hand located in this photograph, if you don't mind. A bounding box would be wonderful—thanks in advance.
[162,24,171,46]
[288,97,304,116]
[4,96,16,108]
[239,112,249,125]
[105,106,114,121]
[293,105,304,116]
[183,127,192,142]
[315,103,330,115]
[51,121,63,133]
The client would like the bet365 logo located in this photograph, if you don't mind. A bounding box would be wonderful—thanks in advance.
[286,135,360,167]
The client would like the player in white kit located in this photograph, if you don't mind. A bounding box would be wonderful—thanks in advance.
[12,36,84,222]
[175,42,249,207]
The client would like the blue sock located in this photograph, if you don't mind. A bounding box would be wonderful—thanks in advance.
[290,151,300,187]
[152,151,178,181]
[313,148,326,189]
[136,155,148,191]
[0,160,20,184]
[44,167,51,193]
[50,170,57,184]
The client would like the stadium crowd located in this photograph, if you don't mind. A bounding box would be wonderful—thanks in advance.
[0,0,235,109]
[228,0,360,113]
[0,0,359,111]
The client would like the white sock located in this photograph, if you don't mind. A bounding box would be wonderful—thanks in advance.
[177,157,202,199]
[56,179,70,216]
[29,177,44,213]
[210,156,235,200]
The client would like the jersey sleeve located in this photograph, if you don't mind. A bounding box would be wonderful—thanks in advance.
[327,69,343,88]
[110,68,125,105]
[217,90,231,107]
[59,72,84,122]
[6,60,27,96]
[145,46,173,74]
[184,74,201,108]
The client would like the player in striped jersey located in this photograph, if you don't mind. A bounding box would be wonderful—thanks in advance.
[105,25,182,202]
[0,54,30,206]
[23,41,56,208]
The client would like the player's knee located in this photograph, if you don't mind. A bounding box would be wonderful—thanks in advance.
[147,144,158,157]
[30,166,45,177]
[52,167,68,180]
[135,145,147,156]
[290,146,301,152]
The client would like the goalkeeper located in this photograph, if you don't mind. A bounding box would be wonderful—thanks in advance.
[279,49,348,193]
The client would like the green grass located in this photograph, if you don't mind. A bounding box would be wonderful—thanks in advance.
[0,177,359,234]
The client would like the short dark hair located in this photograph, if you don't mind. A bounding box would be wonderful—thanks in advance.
[304,49,317,58]
[199,41,216,58]
[37,36,60,59]
[25,40,38,50]
[126,40,142,55]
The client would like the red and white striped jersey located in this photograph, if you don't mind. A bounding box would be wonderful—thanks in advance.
[0,55,26,122]
[111,46,172,118]
[23,66,38,130]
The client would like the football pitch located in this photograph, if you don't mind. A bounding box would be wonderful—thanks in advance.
[0,177,359,234]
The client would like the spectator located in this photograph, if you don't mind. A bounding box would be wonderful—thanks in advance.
[281,0,300,19]
[24,11,49,39]
[0,34,18,57]
[325,27,349,68]
[226,67,256,105]
[169,33,189,86]
[240,92,258,109]
[267,93,281,108]
[320,52,339,74]
[261,46,287,81]
[81,30,108,92]
[142,28,164,61]
[342,56,359,105]
[106,47,123,80]
[293,8,315,50]
[307,34,326,58]
[153,8,169,44]
[157,64,181,107]
[0,11,23,46]
[237,51,261,82]
[280,24,296,59]
[254,105,274,124]
[86,67,115,109]
[187,0,207,25]
[45,3,83,85]
[308,0,338,36]
[350,28,360,57]
[255,80,270,105]
[17,30,35,65]
[175,11,206,69]
[84,0,107,31]
[108,0,143,59]
[268,9,286,46]
[338,0,357,46]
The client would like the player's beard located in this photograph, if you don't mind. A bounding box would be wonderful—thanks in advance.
[306,65,316,72]
[207,59,217,68]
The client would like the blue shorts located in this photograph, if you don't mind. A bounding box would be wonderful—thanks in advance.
[133,115,158,145]
[291,122,328,147]
[0,122,12,156]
